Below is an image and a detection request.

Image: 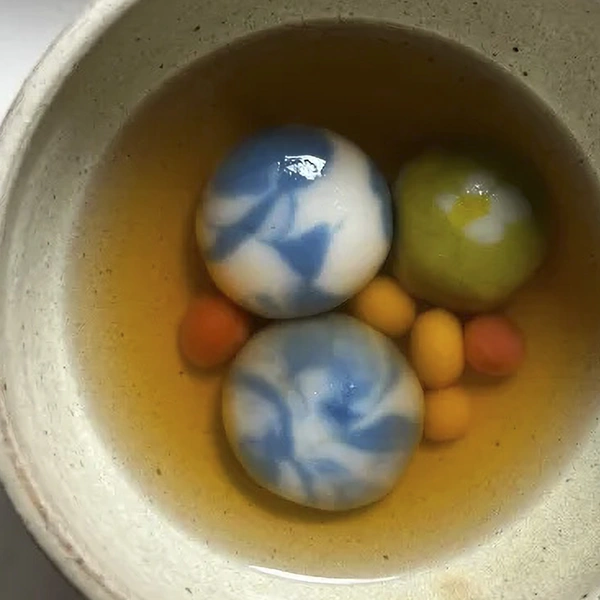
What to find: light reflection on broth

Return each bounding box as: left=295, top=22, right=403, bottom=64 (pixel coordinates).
left=68, top=23, right=600, bottom=578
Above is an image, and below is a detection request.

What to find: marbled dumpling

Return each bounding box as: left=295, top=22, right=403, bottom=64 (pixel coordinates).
left=197, top=125, right=392, bottom=318
left=392, top=151, right=546, bottom=312
left=222, top=314, right=424, bottom=511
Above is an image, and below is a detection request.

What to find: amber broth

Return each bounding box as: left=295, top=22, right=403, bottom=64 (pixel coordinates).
left=68, top=24, right=600, bottom=578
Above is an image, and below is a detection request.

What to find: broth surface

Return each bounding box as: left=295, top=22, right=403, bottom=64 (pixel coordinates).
left=68, top=23, right=600, bottom=579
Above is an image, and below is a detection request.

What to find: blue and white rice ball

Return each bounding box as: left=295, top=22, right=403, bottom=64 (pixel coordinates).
left=222, top=314, right=424, bottom=511
left=197, top=125, right=392, bottom=318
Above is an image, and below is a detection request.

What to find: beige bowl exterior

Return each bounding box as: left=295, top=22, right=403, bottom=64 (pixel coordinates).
left=1, top=0, right=600, bottom=598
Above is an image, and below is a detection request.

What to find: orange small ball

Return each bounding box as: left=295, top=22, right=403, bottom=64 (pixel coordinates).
left=464, top=314, right=525, bottom=377
left=410, top=308, right=464, bottom=389
left=351, top=276, right=416, bottom=337
left=179, top=294, right=250, bottom=369
left=423, top=386, right=471, bottom=443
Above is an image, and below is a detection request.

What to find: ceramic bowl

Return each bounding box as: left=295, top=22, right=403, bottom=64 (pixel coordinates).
left=1, top=0, right=600, bottom=599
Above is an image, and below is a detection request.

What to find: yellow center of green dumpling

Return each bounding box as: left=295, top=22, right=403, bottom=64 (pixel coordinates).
left=446, top=193, right=491, bottom=230
left=436, top=180, right=532, bottom=246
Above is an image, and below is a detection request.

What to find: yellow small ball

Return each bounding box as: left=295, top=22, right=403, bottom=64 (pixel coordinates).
left=351, top=276, right=416, bottom=337
left=423, top=386, right=471, bottom=443
left=410, top=308, right=464, bottom=389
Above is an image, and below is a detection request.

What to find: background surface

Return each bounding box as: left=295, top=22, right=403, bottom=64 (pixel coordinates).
left=0, top=1, right=88, bottom=597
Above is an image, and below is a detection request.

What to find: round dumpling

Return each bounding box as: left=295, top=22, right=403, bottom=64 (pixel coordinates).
left=222, top=314, right=424, bottom=511
left=197, top=125, right=392, bottom=318
left=392, top=151, right=546, bottom=312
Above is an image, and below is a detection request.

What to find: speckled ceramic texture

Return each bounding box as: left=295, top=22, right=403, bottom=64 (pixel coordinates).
left=198, top=125, right=392, bottom=318
left=1, top=1, right=600, bottom=599
left=223, top=314, right=423, bottom=510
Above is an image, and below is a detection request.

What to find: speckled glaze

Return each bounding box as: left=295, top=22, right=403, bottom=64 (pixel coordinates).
left=198, top=126, right=392, bottom=318
left=223, top=315, right=423, bottom=510
left=1, top=1, right=600, bottom=600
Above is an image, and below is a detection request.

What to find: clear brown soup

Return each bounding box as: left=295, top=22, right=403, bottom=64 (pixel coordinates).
left=68, top=22, right=600, bottom=579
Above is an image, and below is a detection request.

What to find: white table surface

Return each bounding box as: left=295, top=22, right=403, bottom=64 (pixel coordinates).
left=0, top=2, right=89, bottom=597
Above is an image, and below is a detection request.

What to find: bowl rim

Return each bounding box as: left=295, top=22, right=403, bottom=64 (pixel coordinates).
left=0, top=2, right=138, bottom=599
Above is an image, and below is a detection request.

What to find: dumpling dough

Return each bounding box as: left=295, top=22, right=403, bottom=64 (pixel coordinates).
left=222, top=314, right=423, bottom=511
left=197, top=125, right=392, bottom=318
left=392, top=151, right=546, bottom=312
